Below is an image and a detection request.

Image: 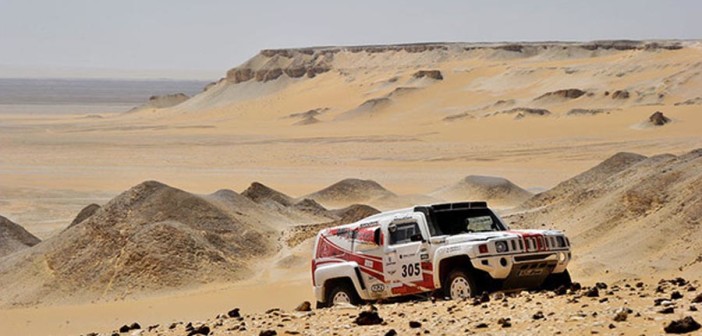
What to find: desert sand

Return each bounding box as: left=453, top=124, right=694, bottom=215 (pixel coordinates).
left=1, top=40, right=702, bottom=335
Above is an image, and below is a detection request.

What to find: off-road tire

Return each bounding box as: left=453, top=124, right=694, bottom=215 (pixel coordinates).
left=325, top=281, right=360, bottom=307
left=443, top=268, right=479, bottom=300
left=541, top=269, right=572, bottom=290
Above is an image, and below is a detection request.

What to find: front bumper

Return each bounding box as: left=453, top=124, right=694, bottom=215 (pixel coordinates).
left=471, top=251, right=570, bottom=285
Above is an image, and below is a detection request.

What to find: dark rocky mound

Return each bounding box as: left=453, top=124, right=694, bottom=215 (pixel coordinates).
left=292, top=198, right=328, bottom=216
left=68, top=204, right=101, bottom=228
left=145, top=93, right=189, bottom=109
left=674, top=97, right=702, bottom=106
left=0, top=216, right=40, bottom=258
left=305, top=179, right=396, bottom=205
left=566, top=108, right=610, bottom=116
left=412, top=70, right=443, bottom=80
left=330, top=204, right=382, bottom=224
left=293, top=116, right=320, bottom=126
left=649, top=111, right=671, bottom=126
left=242, top=182, right=295, bottom=207
left=0, top=181, right=275, bottom=303
left=534, top=89, right=586, bottom=101
left=432, top=175, right=533, bottom=207
left=611, top=90, right=630, bottom=99
left=287, top=108, right=328, bottom=119
left=495, top=107, right=551, bottom=118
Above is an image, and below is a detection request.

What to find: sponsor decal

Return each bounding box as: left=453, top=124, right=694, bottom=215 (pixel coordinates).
left=420, top=253, right=429, bottom=260
left=364, top=260, right=374, bottom=268
left=370, top=284, right=385, bottom=292
left=359, top=221, right=380, bottom=228
left=447, top=246, right=461, bottom=254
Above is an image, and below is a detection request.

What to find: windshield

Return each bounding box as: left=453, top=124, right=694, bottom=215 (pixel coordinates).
left=430, top=208, right=505, bottom=236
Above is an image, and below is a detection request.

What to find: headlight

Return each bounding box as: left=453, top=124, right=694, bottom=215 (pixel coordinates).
left=495, top=241, right=508, bottom=253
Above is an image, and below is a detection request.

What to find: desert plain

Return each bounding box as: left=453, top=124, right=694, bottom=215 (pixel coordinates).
left=1, top=40, right=702, bottom=335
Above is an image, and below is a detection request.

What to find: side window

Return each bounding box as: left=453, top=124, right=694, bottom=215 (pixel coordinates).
left=389, top=222, right=421, bottom=245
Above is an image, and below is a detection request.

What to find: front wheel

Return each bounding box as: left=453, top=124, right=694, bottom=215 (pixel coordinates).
left=444, top=269, right=479, bottom=300
left=326, top=282, right=360, bottom=307
left=541, top=269, right=572, bottom=290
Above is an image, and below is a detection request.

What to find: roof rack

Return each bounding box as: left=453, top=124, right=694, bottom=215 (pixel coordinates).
left=426, top=202, right=488, bottom=212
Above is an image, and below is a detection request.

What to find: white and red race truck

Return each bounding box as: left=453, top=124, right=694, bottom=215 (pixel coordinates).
left=312, top=202, right=572, bottom=307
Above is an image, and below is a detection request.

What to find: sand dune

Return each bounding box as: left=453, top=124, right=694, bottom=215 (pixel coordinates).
left=0, top=215, right=40, bottom=258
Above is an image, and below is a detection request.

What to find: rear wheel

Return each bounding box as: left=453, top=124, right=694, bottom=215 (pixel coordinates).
left=443, top=269, right=479, bottom=300
left=325, top=281, right=360, bottom=307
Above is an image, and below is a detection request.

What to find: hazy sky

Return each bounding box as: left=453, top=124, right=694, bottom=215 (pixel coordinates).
left=1, top=0, right=700, bottom=79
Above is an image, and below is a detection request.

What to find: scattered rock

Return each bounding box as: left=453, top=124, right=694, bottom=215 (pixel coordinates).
left=295, top=301, right=312, bottom=312
left=118, top=323, right=141, bottom=333
left=554, top=285, right=568, bottom=296
left=187, top=325, right=210, bottom=336
left=354, top=311, right=384, bottom=326
left=693, top=293, right=702, bottom=303
left=613, top=310, right=628, bottom=322
left=595, top=282, right=608, bottom=290
left=228, top=308, right=241, bottom=318
left=479, top=291, right=490, bottom=303
left=409, top=321, right=422, bottom=328
left=664, top=316, right=701, bottom=334
left=586, top=287, right=600, bottom=297
left=671, top=291, right=684, bottom=300
left=498, top=317, right=512, bottom=328
left=475, top=323, right=488, bottom=329
left=259, top=330, right=277, bottom=336
left=649, top=111, right=671, bottom=126
left=412, top=70, right=443, bottom=80
left=659, top=307, right=675, bottom=314
left=384, top=330, right=398, bottom=336
left=533, top=311, right=545, bottom=320
left=535, top=88, right=586, bottom=100
left=612, top=90, right=630, bottom=99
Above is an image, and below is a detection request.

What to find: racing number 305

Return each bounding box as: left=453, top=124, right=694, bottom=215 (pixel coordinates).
left=401, top=262, right=421, bottom=278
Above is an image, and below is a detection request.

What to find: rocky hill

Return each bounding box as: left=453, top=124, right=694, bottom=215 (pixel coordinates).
left=508, top=149, right=702, bottom=279
left=431, top=175, right=532, bottom=208
left=0, top=181, right=282, bottom=306
left=304, top=179, right=396, bottom=207
left=0, top=215, right=40, bottom=258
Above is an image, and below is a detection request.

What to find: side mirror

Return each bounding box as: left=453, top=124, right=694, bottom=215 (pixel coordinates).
left=373, top=228, right=382, bottom=246
left=410, top=234, right=425, bottom=243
